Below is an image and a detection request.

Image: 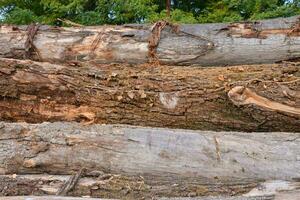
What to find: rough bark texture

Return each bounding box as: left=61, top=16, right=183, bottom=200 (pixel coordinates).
left=0, top=16, right=299, bottom=66
left=0, top=122, right=300, bottom=199
left=0, top=58, right=300, bottom=131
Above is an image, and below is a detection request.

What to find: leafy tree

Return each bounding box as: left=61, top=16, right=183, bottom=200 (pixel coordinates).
left=147, top=9, right=198, bottom=23
left=198, top=0, right=300, bottom=23
left=0, top=0, right=157, bottom=25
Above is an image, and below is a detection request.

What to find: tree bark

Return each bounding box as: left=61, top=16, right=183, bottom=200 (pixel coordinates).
left=0, top=122, right=299, bottom=199
left=0, top=58, right=300, bottom=131
left=0, top=16, right=299, bottom=66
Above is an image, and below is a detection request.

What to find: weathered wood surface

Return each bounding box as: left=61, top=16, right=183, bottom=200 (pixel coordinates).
left=0, top=122, right=299, bottom=179
left=0, top=16, right=299, bottom=66
left=0, top=122, right=299, bottom=199
left=1, top=174, right=299, bottom=199
left=1, top=58, right=300, bottom=131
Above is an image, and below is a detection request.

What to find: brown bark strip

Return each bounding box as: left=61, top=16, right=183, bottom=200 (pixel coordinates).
left=148, top=20, right=167, bottom=63
left=57, top=168, right=86, bottom=196
left=228, top=86, right=300, bottom=116
left=25, top=23, right=41, bottom=60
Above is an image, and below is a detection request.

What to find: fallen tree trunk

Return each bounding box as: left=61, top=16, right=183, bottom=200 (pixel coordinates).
left=1, top=122, right=299, bottom=179
left=0, top=16, right=299, bottom=66
left=0, top=122, right=299, bottom=199
left=0, top=58, right=300, bottom=131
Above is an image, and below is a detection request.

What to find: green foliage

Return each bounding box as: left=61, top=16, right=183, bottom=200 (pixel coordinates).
left=0, top=0, right=299, bottom=25
left=2, top=7, right=41, bottom=24
left=251, top=4, right=300, bottom=19
left=147, top=9, right=198, bottom=23
left=198, top=0, right=299, bottom=23
left=75, top=11, right=104, bottom=25
left=98, top=0, right=158, bottom=24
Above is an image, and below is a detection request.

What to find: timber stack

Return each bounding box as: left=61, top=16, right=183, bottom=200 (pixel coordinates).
left=0, top=15, right=299, bottom=200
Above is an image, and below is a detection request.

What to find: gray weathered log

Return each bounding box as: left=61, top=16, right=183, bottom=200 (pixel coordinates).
left=0, top=16, right=299, bottom=66
left=0, top=122, right=299, bottom=179
left=1, top=58, right=300, bottom=131
left=1, top=122, right=300, bottom=199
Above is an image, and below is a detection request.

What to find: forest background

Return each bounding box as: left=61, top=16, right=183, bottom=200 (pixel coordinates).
left=0, top=0, right=299, bottom=26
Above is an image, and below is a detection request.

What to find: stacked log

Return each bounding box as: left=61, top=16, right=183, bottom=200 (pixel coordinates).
left=0, top=122, right=299, bottom=199
left=0, top=58, right=299, bottom=131
left=0, top=16, right=299, bottom=66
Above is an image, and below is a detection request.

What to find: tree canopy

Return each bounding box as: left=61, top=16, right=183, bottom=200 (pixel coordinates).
left=0, top=0, right=299, bottom=25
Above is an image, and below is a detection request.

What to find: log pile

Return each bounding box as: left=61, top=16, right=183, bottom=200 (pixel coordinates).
left=0, top=16, right=300, bottom=200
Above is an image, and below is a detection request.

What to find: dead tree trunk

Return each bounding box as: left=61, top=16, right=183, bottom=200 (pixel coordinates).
left=0, top=16, right=299, bottom=66
left=0, top=122, right=299, bottom=199
left=0, top=58, right=300, bottom=131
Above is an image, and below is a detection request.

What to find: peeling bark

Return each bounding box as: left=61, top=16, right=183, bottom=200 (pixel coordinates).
left=0, top=58, right=300, bottom=131
left=0, top=16, right=299, bottom=66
